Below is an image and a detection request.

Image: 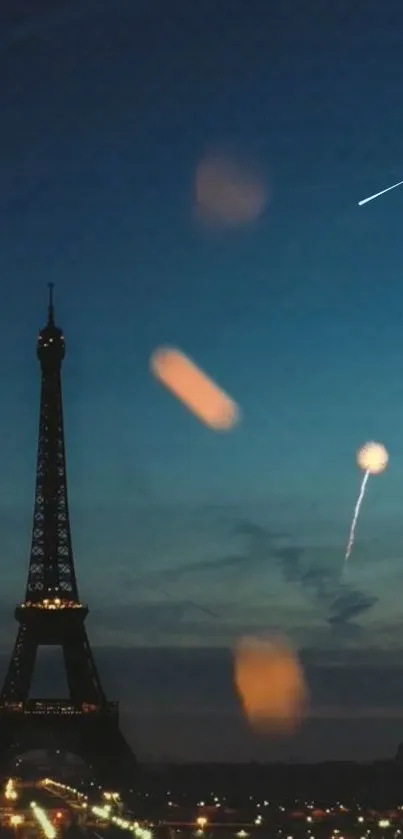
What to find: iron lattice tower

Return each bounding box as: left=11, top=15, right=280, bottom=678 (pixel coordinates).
left=0, top=288, right=136, bottom=784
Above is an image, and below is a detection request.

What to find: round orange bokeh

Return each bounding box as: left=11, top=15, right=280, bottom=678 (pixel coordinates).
left=195, top=156, right=267, bottom=226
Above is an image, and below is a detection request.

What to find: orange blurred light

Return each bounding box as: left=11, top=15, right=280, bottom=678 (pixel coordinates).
left=197, top=816, right=208, bottom=828
left=151, top=347, right=239, bottom=430
left=195, top=156, right=267, bottom=226
left=234, top=636, right=308, bottom=733
left=10, top=814, right=23, bottom=826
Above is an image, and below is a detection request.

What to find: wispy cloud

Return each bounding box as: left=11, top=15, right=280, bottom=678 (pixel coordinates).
left=110, top=516, right=378, bottom=645
left=89, top=597, right=298, bottom=647
left=270, top=537, right=378, bottom=631
left=328, top=588, right=376, bottom=625
left=135, top=519, right=286, bottom=585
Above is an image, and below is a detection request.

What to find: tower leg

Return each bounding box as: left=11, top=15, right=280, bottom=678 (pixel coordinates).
left=63, top=626, right=106, bottom=705
left=1, top=626, right=37, bottom=701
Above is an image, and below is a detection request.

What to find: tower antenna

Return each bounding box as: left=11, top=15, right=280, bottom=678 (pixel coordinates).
left=48, top=282, right=55, bottom=325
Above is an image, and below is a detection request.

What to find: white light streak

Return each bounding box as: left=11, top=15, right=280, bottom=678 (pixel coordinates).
left=358, top=179, right=403, bottom=206
left=344, top=470, right=370, bottom=563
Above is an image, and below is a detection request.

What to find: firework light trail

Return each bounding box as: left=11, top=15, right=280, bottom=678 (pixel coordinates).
left=344, top=469, right=370, bottom=563
left=358, top=179, right=403, bottom=206
left=344, top=441, right=389, bottom=564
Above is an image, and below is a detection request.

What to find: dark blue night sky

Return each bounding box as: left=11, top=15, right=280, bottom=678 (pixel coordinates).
left=1, top=0, right=403, bottom=761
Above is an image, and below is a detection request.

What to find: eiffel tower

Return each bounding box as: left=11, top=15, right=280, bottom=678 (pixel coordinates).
left=0, top=287, right=136, bottom=785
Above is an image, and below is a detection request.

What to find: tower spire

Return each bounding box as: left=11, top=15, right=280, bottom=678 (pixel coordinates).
left=48, top=282, right=55, bottom=325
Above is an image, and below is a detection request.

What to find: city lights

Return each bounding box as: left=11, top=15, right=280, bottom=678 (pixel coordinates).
left=30, top=802, right=56, bottom=839
left=9, top=814, right=24, bottom=826
left=17, top=776, right=403, bottom=839
left=4, top=779, right=17, bottom=801
left=42, top=777, right=152, bottom=836
left=197, top=816, right=208, bottom=829
left=20, top=598, right=84, bottom=609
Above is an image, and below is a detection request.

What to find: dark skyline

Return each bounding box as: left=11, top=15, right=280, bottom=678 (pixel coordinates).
left=1, top=0, right=403, bottom=760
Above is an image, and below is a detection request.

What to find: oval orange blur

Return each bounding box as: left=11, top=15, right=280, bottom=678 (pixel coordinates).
left=151, top=348, right=239, bottom=431
left=234, top=636, right=308, bottom=734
